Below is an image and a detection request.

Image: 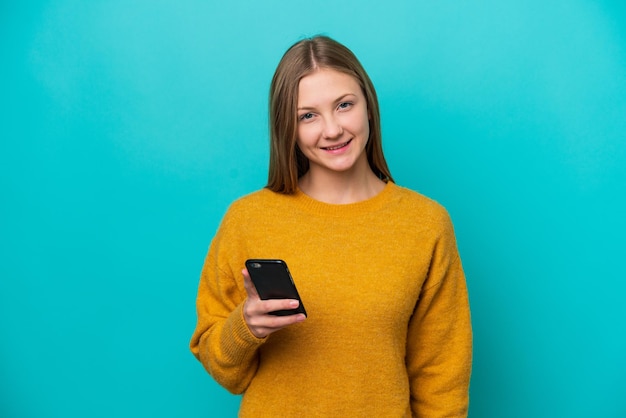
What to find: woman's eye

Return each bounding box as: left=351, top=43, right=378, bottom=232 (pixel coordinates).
left=338, top=102, right=352, bottom=110
left=299, top=113, right=314, bottom=121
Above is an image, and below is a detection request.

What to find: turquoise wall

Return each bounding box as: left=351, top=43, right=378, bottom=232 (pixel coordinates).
left=2, top=1, right=625, bottom=417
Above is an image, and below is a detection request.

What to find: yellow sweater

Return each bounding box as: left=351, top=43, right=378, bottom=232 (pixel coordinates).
left=190, top=182, right=472, bottom=417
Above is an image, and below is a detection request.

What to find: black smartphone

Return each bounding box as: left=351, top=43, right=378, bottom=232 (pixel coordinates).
left=245, top=259, right=307, bottom=317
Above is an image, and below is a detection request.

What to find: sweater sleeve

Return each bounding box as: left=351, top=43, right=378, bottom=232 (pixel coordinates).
left=406, top=211, right=472, bottom=417
left=189, top=210, right=267, bottom=394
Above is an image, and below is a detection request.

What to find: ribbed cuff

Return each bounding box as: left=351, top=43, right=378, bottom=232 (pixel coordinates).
left=221, top=303, right=267, bottom=364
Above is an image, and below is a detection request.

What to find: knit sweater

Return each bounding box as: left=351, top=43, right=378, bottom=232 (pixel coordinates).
left=190, top=182, right=472, bottom=417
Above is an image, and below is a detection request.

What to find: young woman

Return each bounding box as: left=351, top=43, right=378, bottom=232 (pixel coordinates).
left=190, top=35, right=472, bottom=417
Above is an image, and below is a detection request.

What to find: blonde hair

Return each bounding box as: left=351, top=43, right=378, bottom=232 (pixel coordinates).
left=267, top=35, right=393, bottom=194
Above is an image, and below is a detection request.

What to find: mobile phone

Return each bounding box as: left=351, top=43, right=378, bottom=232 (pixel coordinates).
left=245, top=259, right=307, bottom=317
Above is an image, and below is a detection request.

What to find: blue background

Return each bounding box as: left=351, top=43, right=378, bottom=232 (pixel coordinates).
left=2, top=1, right=625, bottom=417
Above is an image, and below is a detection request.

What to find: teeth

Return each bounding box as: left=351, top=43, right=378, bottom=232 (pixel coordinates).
left=324, top=141, right=349, bottom=150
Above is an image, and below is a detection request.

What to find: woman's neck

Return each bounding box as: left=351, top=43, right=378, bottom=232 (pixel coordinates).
left=298, top=165, right=386, bottom=204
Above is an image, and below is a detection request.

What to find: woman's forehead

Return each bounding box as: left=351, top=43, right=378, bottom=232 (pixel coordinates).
left=297, top=69, right=362, bottom=107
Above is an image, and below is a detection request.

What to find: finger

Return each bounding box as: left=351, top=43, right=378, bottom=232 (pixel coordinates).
left=245, top=298, right=301, bottom=319
left=244, top=299, right=306, bottom=338
left=241, top=268, right=259, bottom=299
left=260, top=298, right=302, bottom=315
left=263, top=312, right=307, bottom=329
left=248, top=312, right=307, bottom=336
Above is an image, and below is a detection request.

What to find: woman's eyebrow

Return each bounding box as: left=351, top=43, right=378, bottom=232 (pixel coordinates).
left=297, top=93, right=357, bottom=110
left=334, top=93, right=356, bottom=103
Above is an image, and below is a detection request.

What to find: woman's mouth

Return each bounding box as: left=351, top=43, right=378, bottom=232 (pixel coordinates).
left=321, top=139, right=352, bottom=152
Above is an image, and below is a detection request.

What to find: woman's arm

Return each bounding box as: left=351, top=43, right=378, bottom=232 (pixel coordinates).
left=406, top=214, right=473, bottom=417
left=189, top=212, right=306, bottom=393
left=190, top=255, right=266, bottom=394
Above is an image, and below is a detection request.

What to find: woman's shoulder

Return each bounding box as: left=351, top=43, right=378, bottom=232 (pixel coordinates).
left=387, top=182, right=453, bottom=227
left=213, top=188, right=284, bottom=235
left=225, top=187, right=290, bottom=217
left=389, top=182, right=448, bottom=212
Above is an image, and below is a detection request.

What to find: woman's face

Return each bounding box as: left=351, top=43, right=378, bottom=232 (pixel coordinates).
left=296, top=68, right=370, bottom=178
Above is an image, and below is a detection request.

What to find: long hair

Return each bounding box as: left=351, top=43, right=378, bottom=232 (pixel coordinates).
left=266, top=35, right=393, bottom=194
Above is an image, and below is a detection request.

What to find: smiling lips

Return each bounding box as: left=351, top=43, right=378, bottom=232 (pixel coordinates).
left=321, top=139, right=352, bottom=151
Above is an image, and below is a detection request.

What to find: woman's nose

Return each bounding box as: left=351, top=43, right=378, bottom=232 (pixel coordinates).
left=322, top=116, right=343, bottom=139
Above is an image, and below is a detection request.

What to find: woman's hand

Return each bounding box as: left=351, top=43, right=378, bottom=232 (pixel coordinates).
left=242, top=268, right=306, bottom=338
